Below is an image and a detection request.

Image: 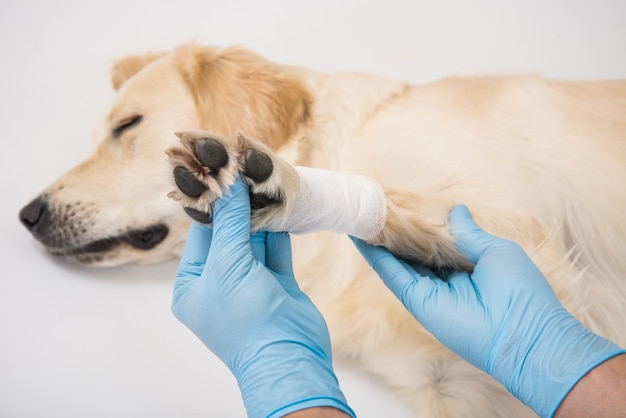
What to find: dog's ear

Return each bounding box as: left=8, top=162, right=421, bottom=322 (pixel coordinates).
left=110, top=52, right=167, bottom=90
left=174, top=43, right=311, bottom=150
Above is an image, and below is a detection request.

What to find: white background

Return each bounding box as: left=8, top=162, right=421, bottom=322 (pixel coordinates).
left=1, top=1, right=625, bottom=417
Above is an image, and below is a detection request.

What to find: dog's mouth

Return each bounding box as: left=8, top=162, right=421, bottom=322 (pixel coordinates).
left=47, top=224, right=170, bottom=257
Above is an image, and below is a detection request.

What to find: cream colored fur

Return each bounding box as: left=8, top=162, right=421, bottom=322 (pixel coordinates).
left=24, top=43, right=626, bottom=417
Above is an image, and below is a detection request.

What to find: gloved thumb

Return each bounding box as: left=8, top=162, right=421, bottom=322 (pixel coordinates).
left=265, top=232, right=301, bottom=296
left=177, top=222, right=213, bottom=278
left=449, top=205, right=498, bottom=264
left=209, top=177, right=252, bottom=258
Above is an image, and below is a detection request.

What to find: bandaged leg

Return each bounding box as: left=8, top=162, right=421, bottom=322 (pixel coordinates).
left=262, top=167, right=388, bottom=241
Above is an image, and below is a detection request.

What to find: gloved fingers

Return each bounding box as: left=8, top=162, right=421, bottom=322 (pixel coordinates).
left=444, top=270, right=481, bottom=306
left=250, top=230, right=268, bottom=264
left=449, top=206, right=543, bottom=285
left=265, top=232, right=301, bottom=294
left=209, top=177, right=253, bottom=261
left=350, top=236, right=425, bottom=306
left=403, top=260, right=441, bottom=280
left=449, top=205, right=499, bottom=264
left=176, top=222, right=213, bottom=280
left=265, top=232, right=293, bottom=274
left=173, top=223, right=213, bottom=312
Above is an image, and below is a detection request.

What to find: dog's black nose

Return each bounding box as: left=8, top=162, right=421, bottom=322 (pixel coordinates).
left=19, top=197, right=49, bottom=232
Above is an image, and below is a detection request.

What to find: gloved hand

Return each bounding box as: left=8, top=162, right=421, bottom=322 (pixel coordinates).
left=172, top=178, right=354, bottom=418
left=351, top=205, right=624, bottom=418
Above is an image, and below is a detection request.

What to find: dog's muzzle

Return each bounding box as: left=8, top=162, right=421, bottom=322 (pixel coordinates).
left=19, top=197, right=169, bottom=257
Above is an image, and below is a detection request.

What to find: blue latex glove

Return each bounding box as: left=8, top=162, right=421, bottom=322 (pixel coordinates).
left=351, top=205, right=624, bottom=418
left=172, top=178, right=354, bottom=418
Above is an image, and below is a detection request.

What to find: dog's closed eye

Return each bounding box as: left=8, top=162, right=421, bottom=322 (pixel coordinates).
left=112, top=115, right=143, bottom=138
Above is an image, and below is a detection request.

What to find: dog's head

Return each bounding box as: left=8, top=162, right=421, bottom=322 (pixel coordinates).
left=19, top=43, right=311, bottom=266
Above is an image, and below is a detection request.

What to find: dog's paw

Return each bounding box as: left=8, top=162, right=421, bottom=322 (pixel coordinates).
left=166, top=130, right=298, bottom=228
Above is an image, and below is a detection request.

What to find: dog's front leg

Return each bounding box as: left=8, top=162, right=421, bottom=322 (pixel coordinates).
left=167, top=129, right=471, bottom=271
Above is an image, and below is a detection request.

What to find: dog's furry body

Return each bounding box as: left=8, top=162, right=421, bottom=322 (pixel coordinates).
left=20, top=44, right=626, bottom=417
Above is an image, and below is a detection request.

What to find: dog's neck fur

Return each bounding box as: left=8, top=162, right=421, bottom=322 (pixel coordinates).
left=283, top=69, right=411, bottom=170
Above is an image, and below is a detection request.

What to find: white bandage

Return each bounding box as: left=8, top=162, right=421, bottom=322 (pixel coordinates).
left=265, top=166, right=388, bottom=241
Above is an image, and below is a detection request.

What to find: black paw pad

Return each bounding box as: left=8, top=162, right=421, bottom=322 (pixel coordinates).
left=174, top=166, right=207, bottom=198
left=195, top=138, right=229, bottom=172
left=183, top=207, right=212, bottom=224
left=249, top=192, right=282, bottom=210
left=243, top=150, right=273, bottom=183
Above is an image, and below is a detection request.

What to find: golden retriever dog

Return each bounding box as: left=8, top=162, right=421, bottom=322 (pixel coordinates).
left=19, top=43, right=626, bottom=417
